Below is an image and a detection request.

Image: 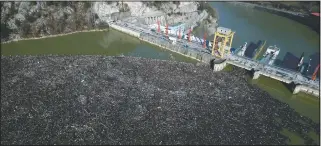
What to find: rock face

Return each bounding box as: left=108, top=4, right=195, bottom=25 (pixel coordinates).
left=1, top=2, right=218, bottom=42
left=1, top=56, right=319, bottom=145
left=1, top=2, right=96, bottom=42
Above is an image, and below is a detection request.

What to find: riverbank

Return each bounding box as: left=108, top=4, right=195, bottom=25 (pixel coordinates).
left=1, top=28, right=109, bottom=44
left=1, top=55, right=319, bottom=145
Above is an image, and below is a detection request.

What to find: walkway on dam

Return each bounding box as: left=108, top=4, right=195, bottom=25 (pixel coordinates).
left=228, top=55, right=319, bottom=88
left=110, top=20, right=320, bottom=91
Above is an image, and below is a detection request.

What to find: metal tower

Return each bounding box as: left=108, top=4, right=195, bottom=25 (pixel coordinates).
left=212, top=27, right=235, bottom=59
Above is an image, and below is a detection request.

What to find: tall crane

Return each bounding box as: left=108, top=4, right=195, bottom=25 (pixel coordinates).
left=212, top=27, right=235, bottom=59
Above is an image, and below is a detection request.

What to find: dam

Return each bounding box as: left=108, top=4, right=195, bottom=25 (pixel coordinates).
left=109, top=18, right=319, bottom=97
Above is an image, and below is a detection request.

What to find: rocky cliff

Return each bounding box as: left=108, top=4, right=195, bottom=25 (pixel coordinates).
left=1, top=2, right=97, bottom=42
left=1, top=2, right=218, bottom=42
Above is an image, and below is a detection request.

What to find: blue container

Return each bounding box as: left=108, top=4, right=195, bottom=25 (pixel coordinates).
left=206, top=40, right=210, bottom=48
left=230, top=48, right=236, bottom=54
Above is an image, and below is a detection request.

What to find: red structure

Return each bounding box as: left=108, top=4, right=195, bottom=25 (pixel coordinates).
left=178, top=28, right=181, bottom=39
left=188, top=28, right=191, bottom=42
left=157, top=21, right=160, bottom=33
left=311, top=12, right=320, bottom=17
left=312, top=64, right=320, bottom=81
left=203, top=33, right=207, bottom=48
left=165, top=24, right=168, bottom=36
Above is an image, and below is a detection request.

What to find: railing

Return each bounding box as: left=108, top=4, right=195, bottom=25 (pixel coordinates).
left=229, top=54, right=319, bottom=89
left=264, top=64, right=298, bottom=75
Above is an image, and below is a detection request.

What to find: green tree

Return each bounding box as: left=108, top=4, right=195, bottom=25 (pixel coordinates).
left=1, top=23, right=12, bottom=40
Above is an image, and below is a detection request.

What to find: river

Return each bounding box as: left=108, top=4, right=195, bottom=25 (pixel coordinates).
left=210, top=2, right=320, bottom=62
left=1, top=29, right=197, bottom=64
left=1, top=2, right=319, bottom=145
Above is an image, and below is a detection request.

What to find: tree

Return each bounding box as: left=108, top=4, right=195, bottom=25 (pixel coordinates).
left=21, top=21, right=31, bottom=37
left=97, top=20, right=109, bottom=29
left=1, top=23, right=12, bottom=40
left=83, top=2, right=91, bottom=9
left=198, top=2, right=217, bottom=19
left=173, top=1, right=180, bottom=7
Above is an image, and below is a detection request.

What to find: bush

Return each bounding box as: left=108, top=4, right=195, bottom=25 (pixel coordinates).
left=30, top=1, right=37, bottom=5
left=26, top=15, right=38, bottom=23
left=119, top=3, right=130, bottom=12
left=97, top=21, right=109, bottom=29
left=47, top=1, right=60, bottom=7
left=143, top=2, right=171, bottom=10
left=1, top=23, right=12, bottom=40
left=173, top=1, right=180, bottom=6
left=83, top=2, right=92, bottom=10
left=198, top=2, right=217, bottom=19
left=9, top=2, right=18, bottom=18
left=21, top=22, right=31, bottom=37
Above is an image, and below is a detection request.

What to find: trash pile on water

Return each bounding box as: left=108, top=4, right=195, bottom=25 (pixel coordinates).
left=1, top=55, right=319, bottom=145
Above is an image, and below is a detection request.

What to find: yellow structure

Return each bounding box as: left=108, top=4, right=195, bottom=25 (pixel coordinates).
left=212, top=27, right=235, bottom=59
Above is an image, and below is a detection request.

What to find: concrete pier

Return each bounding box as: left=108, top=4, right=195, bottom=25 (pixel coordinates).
left=212, top=59, right=227, bottom=72
left=109, top=24, right=141, bottom=37
left=253, top=71, right=261, bottom=79
left=293, top=84, right=320, bottom=97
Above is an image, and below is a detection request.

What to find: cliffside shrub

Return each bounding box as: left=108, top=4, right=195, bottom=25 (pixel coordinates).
left=198, top=2, right=217, bottom=19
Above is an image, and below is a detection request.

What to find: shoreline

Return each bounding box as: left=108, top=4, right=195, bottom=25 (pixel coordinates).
left=1, top=28, right=109, bottom=44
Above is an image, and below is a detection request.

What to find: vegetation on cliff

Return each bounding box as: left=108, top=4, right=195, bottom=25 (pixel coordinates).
left=0, top=2, right=107, bottom=42
left=197, top=2, right=218, bottom=19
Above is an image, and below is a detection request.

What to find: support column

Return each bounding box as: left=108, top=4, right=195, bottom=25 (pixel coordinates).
left=293, top=85, right=301, bottom=94
left=253, top=71, right=261, bottom=79
left=212, top=34, right=217, bottom=56
left=213, top=60, right=227, bottom=72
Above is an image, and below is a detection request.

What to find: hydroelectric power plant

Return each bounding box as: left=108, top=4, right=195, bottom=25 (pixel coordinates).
left=109, top=16, right=319, bottom=97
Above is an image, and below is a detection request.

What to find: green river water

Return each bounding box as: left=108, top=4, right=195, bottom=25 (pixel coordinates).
left=1, top=2, right=319, bottom=145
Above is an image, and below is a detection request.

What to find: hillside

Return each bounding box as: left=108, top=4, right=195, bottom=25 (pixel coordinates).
left=1, top=2, right=218, bottom=42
